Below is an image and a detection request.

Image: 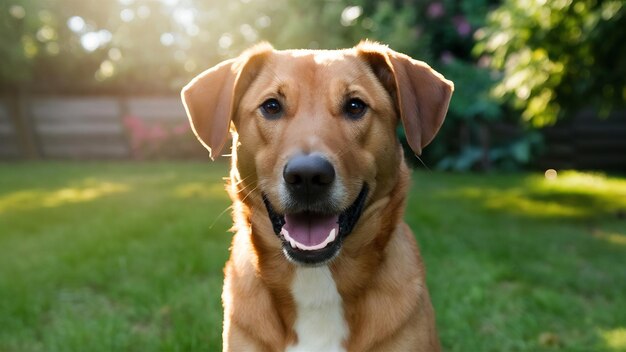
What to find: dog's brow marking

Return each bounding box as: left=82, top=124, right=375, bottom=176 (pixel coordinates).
left=261, top=64, right=286, bottom=89
left=347, top=71, right=369, bottom=87
left=287, top=266, right=348, bottom=352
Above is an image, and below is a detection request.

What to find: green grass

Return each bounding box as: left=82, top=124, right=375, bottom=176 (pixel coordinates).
left=1, top=162, right=625, bottom=351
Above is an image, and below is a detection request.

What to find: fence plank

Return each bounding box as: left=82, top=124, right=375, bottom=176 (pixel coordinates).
left=36, top=123, right=124, bottom=135
left=44, top=144, right=128, bottom=158
left=26, top=97, right=129, bottom=158
left=127, top=97, right=187, bottom=121
left=30, top=97, right=120, bottom=121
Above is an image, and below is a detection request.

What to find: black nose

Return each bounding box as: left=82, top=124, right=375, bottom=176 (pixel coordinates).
left=283, top=154, right=335, bottom=194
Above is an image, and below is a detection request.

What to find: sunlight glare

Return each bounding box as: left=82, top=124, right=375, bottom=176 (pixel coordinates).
left=186, top=25, right=199, bottom=36
left=100, top=60, right=115, bottom=77
left=545, top=168, right=557, bottom=180
left=219, top=33, right=233, bottom=49
left=173, top=182, right=226, bottom=199
left=601, top=328, right=626, bottom=350
left=256, top=16, right=271, bottom=28
left=67, top=16, right=85, bottom=32
left=593, top=230, right=626, bottom=246
left=0, top=181, right=129, bottom=214
left=98, top=30, right=112, bottom=43
left=173, top=8, right=195, bottom=25
left=108, top=47, right=122, bottom=61
left=184, top=59, right=197, bottom=72
left=240, top=24, right=258, bottom=42
left=120, top=8, right=135, bottom=22
left=160, top=32, right=175, bottom=46
left=137, top=5, right=151, bottom=19
left=80, top=32, right=100, bottom=52
left=36, top=25, right=56, bottom=42
left=341, top=6, right=363, bottom=26
left=46, top=42, right=60, bottom=55
left=9, top=5, right=26, bottom=19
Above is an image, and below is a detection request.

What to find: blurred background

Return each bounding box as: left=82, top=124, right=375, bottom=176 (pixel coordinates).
left=1, top=0, right=625, bottom=351
left=1, top=0, right=625, bottom=168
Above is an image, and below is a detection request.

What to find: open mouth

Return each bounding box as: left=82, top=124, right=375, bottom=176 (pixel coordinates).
left=263, top=184, right=369, bottom=265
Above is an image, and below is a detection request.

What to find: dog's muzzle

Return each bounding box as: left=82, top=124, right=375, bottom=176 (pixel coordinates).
left=263, top=153, right=368, bottom=265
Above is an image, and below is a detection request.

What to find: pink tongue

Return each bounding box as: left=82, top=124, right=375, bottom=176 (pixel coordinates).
left=282, top=213, right=339, bottom=247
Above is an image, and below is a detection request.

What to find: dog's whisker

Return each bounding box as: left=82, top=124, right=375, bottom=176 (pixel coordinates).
left=228, top=172, right=255, bottom=190
left=413, top=154, right=432, bottom=171
left=231, top=176, right=251, bottom=187
left=239, top=184, right=260, bottom=204
left=209, top=205, right=234, bottom=229
left=234, top=179, right=258, bottom=195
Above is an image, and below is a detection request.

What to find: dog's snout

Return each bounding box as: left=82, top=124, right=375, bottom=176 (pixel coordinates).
left=283, top=154, right=335, bottom=193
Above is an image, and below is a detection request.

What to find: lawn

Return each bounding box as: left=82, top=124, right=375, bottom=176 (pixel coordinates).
left=0, top=162, right=625, bottom=351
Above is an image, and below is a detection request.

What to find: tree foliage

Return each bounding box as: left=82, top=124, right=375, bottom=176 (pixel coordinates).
left=1, top=0, right=494, bottom=97
left=477, top=0, right=626, bottom=126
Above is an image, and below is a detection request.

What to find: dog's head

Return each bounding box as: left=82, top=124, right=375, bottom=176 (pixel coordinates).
left=182, top=41, right=453, bottom=266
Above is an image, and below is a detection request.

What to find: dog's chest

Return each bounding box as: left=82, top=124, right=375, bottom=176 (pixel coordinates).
left=286, top=266, right=348, bottom=352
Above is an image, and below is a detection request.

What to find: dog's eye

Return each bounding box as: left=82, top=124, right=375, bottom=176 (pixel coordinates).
left=260, top=98, right=283, bottom=119
left=343, top=98, right=368, bottom=119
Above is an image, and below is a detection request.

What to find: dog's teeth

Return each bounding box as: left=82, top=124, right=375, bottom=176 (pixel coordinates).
left=281, top=227, right=338, bottom=251
left=281, top=229, right=295, bottom=248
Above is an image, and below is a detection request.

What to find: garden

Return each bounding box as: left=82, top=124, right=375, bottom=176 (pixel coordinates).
left=1, top=0, right=625, bottom=351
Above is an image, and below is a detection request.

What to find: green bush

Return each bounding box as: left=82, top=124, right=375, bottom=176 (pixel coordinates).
left=476, top=0, right=626, bottom=126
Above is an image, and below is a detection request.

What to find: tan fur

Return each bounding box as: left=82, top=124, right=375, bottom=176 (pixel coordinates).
left=182, top=41, right=453, bottom=351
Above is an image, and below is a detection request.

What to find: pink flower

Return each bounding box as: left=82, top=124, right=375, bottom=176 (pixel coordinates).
left=427, top=2, right=445, bottom=19
left=453, top=16, right=471, bottom=37
left=123, top=115, right=143, bottom=129
left=150, top=125, right=168, bottom=140
left=172, top=123, right=189, bottom=135
left=123, top=115, right=149, bottom=146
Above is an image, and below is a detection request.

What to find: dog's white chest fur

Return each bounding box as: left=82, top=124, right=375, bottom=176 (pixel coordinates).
left=286, top=266, right=348, bottom=352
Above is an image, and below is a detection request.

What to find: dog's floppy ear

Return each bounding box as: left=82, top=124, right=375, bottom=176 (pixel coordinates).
left=181, top=43, right=273, bottom=160
left=356, top=41, right=454, bottom=155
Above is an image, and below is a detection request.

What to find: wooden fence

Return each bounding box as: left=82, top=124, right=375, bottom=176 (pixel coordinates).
left=0, top=96, right=205, bottom=159
left=0, top=96, right=624, bottom=170
left=536, top=110, right=626, bottom=170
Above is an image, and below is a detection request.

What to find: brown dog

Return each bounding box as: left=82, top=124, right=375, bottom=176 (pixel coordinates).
left=182, top=41, right=453, bottom=352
